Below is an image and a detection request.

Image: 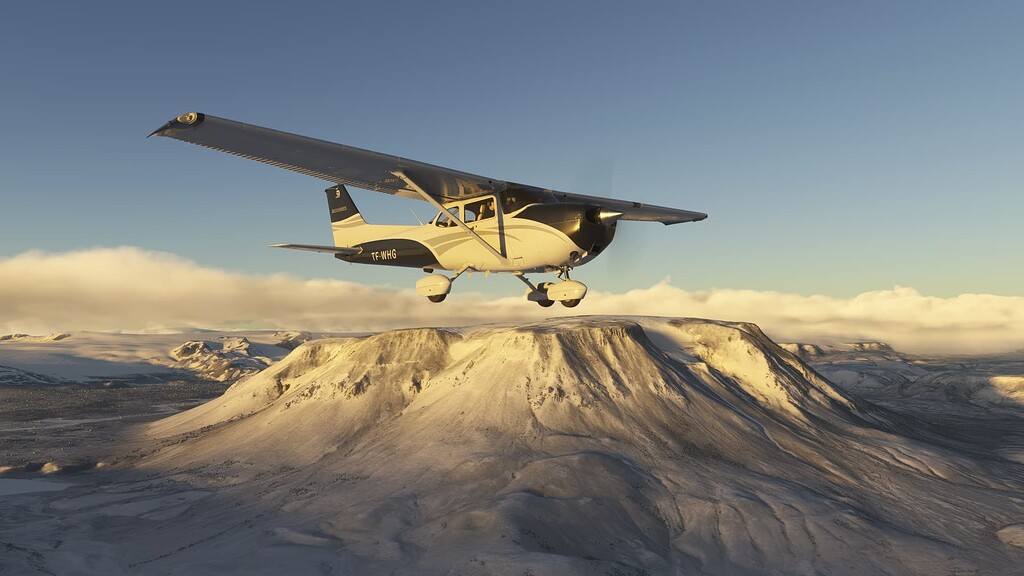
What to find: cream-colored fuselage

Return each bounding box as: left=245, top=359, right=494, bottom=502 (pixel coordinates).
left=331, top=212, right=594, bottom=273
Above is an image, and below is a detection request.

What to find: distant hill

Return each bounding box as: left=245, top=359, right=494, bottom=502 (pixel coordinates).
left=0, top=331, right=318, bottom=385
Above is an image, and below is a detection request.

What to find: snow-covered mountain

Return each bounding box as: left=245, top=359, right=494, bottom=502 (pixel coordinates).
left=131, top=317, right=1023, bottom=575
left=780, top=340, right=895, bottom=358
left=169, top=336, right=277, bottom=382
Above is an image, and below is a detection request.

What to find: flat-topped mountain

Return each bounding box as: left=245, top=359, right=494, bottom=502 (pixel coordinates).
left=133, top=317, right=1023, bottom=575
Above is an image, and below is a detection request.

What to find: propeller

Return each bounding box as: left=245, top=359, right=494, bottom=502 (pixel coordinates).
left=571, top=154, right=640, bottom=278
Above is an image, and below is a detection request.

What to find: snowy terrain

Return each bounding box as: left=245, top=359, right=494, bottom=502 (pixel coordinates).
left=2, top=317, right=1023, bottom=575
left=0, top=330, right=317, bottom=384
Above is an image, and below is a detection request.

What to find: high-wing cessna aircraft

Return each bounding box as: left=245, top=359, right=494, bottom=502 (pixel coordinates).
left=150, top=112, right=706, bottom=307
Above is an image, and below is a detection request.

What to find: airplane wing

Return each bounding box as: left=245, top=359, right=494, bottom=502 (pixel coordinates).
left=149, top=113, right=504, bottom=203
left=150, top=112, right=706, bottom=224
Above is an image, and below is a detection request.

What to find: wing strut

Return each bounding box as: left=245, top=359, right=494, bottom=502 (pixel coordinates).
left=392, top=171, right=511, bottom=267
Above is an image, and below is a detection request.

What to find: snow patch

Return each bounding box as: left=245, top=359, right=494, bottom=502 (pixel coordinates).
left=997, top=524, right=1024, bottom=547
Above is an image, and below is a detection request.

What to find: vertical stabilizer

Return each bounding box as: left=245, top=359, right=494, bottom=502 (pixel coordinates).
left=326, top=185, right=363, bottom=224
left=326, top=185, right=367, bottom=247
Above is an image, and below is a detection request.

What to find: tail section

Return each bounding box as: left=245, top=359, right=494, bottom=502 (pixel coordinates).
left=276, top=184, right=435, bottom=268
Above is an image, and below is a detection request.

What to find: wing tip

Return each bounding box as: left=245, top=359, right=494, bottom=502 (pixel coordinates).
left=148, top=112, right=206, bottom=138
left=662, top=212, right=708, bottom=225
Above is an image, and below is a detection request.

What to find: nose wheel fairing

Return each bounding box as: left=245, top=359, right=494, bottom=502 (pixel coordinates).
left=515, top=271, right=588, bottom=308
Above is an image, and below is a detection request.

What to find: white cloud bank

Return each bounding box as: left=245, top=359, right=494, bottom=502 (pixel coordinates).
left=1, top=247, right=1021, bottom=354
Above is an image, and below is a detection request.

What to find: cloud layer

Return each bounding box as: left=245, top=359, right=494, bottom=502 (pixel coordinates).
left=1, top=247, right=1021, bottom=354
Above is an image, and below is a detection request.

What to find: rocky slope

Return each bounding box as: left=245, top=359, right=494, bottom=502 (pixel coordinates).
left=168, top=336, right=276, bottom=382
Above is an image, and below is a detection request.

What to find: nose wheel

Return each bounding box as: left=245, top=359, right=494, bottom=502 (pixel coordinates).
left=517, top=271, right=587, bottom=307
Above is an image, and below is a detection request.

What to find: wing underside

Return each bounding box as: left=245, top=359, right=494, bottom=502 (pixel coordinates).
left=150, top=112, right=706, bottom=224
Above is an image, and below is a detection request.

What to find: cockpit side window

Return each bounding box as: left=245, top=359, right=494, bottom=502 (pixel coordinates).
left=465, top=198, right=496, bottom=222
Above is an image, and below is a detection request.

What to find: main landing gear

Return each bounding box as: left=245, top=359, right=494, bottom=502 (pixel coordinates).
left=517, top=268, right=588, bottom=308
left=415, top=265, right=473, bottom=304
left=416, top=274, right=452, bottom=302
left=416, top=266, right=588, bottom=307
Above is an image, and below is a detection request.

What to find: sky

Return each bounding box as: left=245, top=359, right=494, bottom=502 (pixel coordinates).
left=1, top=1, right=1022, bottom=349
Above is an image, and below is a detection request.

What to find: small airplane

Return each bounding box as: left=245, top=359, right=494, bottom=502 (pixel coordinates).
left=150, top=112, right=706, bottom=306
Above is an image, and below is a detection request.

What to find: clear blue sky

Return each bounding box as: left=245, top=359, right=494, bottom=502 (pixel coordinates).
left=2, top=0, right=1021, bottom=298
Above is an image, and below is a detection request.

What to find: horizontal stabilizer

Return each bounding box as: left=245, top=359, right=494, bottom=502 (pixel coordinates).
left=270, top=244, right=362, bottom=255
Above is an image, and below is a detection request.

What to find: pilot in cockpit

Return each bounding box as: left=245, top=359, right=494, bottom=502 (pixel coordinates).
left=478, top=199, right=495, bottom=220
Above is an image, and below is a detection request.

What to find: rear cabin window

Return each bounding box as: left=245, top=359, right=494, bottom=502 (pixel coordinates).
left=500, top=189, right=545, bottom=214
left=465, top=198, right=496, bottom=222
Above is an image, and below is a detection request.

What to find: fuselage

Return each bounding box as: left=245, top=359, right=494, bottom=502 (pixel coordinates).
left=333, top=191, right=616, bottom=273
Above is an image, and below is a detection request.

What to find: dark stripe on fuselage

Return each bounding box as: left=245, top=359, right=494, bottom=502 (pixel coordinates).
left=335, top=239, right=439, bottom=268
left=515, top=203, right=617, bottom=255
